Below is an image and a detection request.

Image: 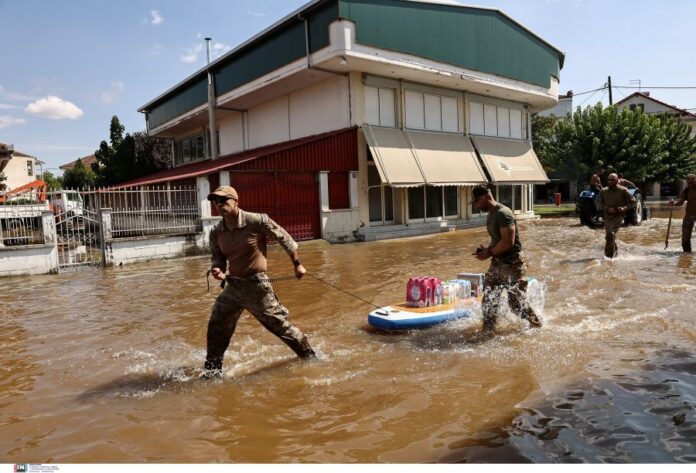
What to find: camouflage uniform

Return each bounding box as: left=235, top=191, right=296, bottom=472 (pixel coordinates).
left=204, top=210, right=314, bottom=372
left=679, top=186, right=696, bottom=252
left=598, top=185, right=636, bottom=258
left=482, top=204, right=541, bottom=331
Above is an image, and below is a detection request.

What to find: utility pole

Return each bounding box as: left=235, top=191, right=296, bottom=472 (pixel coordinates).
left=607, top=76, right=613, bottom=105
left=205, top=38, right=219, bottom=160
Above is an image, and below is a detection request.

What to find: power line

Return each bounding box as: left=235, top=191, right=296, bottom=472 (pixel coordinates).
left=572, top=86, right=606, bottom=97
left=576, top=88, right=603, bottom=107
left=613, top=85, right=696, bottom=90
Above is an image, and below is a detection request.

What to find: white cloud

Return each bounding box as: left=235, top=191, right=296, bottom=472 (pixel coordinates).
left=150, top=10, right=163, bottom=25
left=98, top=80, right=125, bottom=104
left=247, top=11, right=267, bottom=17
left=180, top=43, right=204, bottom=64
left=25, top=96, right=84, bottom=120
left=0, top=115, right=27, bottom=129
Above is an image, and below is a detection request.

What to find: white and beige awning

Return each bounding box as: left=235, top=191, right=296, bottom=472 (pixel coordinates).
left=363, top=125, right=424, bottom=187
left=407, top=130, right=487, bottom=186
left=363, top=125, right=487, bottom=187
left=471, top=136, right=549, bottom=184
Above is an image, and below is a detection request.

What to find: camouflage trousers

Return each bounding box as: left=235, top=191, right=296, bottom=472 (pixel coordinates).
left=204, top=272, right=315, bottom=371
left=604, top=215, right=624, bottom=258
left=683, top=214, right=695, bottom=252
left=482, top=256, right=541, bottom=331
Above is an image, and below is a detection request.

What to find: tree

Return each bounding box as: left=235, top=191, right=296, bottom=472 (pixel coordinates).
left=531, top=114, right=559, bottom=176
left=536, top=103, right=696, bottom=189
left=41, top=170, right=62, bottom=190
left=62, top=158, right=96, bottom=189
left=93, top=115, right=171, bottom=186
left=0, top=171, right=6, bottom=191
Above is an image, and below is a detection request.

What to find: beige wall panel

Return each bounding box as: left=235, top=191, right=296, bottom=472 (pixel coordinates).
left=289, top=76, right=350, bottom=140
left=218, top=112, right=245, bottom=156
left=248, top=95, right=290, bottom=149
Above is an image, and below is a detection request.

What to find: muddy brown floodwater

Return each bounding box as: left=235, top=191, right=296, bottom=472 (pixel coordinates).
left=1, top=213, right=695, bottom=463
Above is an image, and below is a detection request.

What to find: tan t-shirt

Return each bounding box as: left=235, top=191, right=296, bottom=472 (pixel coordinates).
left=210, top=210, right=298, bottom=278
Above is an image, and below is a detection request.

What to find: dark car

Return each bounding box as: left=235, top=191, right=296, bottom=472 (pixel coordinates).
left=576, top=186, right=644, bottom=227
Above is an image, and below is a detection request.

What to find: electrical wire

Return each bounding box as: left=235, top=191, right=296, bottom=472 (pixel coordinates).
left=575, top=88, right=603, bottom=108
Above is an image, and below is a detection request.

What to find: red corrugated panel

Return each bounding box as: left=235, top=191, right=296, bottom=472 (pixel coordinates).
left=115, top=127, right=357, bottom=188
left=328, top=172, right=350, bottom=209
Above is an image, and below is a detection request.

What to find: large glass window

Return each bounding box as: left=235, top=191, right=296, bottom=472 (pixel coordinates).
left=175, top=134, right=207, bottom=166
left=497, top=185, right=513, bottom=209
left=365, top=86, right=396, bottom=128
left=409, top=185, right=459, bottom=221
left=470, top=101, right=524, bottom=139
left=368, top=164, right=394, bottom=224
left=405, top=90, right=459, bottom=133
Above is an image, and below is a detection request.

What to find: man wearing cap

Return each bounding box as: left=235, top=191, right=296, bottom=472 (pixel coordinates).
left=472, top=184, right=542, bottom=335
left=670, top=174, right=696, bottom=253
left=203, top=186, right=315, bottom=377
left=598, top=173, right=636, bottom=258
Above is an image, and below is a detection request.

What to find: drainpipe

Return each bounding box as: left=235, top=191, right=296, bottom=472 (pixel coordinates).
left=205, top=37, right=219, bottom=160
left=298, top=14, right=352, bottom=125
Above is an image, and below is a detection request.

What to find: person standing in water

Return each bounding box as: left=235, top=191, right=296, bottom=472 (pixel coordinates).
left=472, top=184, right=542, bottom=335
left=670, top=173, right=696, bottom=253
left=598, top=173, right=636, bottom=258
left=204, top=186, right=315, bottom=378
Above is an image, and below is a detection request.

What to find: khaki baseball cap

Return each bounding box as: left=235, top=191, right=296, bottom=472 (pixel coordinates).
left=207, top=186, right=238, bottom=201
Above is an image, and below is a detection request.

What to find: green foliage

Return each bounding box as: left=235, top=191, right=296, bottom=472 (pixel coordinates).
left=62, top=158, right=96, bottom=189
left=93, top=115, right=171, bottom=186
left=41, top=170, right=62, bottom=190
left=535, top=103, right=696, bottom=187
left=0, top=171, right=6, bottom=190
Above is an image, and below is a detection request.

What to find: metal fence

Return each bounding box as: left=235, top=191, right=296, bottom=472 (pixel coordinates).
left=0, top=188, right=47, bottom=247
left=90, top=185, right=201, bottom=238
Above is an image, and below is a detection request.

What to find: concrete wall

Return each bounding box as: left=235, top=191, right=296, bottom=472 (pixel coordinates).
left=104, top=233, right=206, bottom=266
left=0, top=244, right=58, bottom=276
left=227, top=76, right=350, bottom=152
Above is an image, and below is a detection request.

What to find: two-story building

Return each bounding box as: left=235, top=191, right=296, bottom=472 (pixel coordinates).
left=0, top=142, right=43, bottom=194
left=131, top=0, right=564, bottom=242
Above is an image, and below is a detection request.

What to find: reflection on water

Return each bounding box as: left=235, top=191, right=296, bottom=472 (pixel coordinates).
left=0, top=216, right=695, bottom=462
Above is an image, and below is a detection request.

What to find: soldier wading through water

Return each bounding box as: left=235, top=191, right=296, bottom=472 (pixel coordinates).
left=598, top=173, right=636, bottom=258
left=204, top=186, right=315, bottom=378
left=472, top=184, right=542, bottom=336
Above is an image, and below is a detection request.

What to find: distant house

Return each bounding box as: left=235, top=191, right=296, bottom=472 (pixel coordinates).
left=59, top=154, right=98, bottom=172
left=0, top=142, right=44, bottom=192
left=537, top=91, right=573, bottom=118
left=615, top=92, right=696, bottom=199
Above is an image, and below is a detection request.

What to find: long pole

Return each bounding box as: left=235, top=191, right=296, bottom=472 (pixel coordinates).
left=665, top=206, right=673, bottom=249
left=607, top=76, right=613, bottom=105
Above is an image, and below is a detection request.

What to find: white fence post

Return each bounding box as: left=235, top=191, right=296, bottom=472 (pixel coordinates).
left=100, top=207, right=113, bottom=266
left=349, top=171, right=358, bottom=209
left=196, top=176, right=211, bottom=218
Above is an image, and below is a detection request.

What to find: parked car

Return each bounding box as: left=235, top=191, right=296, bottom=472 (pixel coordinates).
left=576, top=185, right=645, bottom=227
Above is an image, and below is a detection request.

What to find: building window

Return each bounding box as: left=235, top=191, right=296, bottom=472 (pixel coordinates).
left=409, top=185, right=459, bottom=221
left=629, top=103, right=645, bottom=112
left=175, top=134, right=206, bottom=166
left=27, top=160, right=34, bottom=177
left=405, top=90, right=459, bottom=133
left=365, top=86, right=396, bottom=128
left=368, top=164, right=394, bottom=224
left=470, top=101, right=524, bottom=139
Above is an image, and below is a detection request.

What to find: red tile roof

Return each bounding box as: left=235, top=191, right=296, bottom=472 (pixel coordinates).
left=59, top=154, right=97, bottom=170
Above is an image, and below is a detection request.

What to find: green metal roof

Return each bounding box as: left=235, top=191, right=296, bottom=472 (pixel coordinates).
left=141, top=0, right=564, bottom=131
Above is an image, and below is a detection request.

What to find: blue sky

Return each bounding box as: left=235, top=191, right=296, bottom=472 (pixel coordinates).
left=1, top=0, right=695, bottom=174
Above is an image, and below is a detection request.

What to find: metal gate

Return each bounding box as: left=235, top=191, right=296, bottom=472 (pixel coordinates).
left=52, top=191, right=103, bottom=271
left=231, top=172, right=320, bottom=240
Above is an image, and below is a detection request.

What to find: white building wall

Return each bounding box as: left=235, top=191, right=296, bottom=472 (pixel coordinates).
left=218, top=111, right=245, bottom=156
left=289, top=76, right=350, bottom=139
left=2, top=156, right=36, bottom=191
left=248, top=95, right=291, bottom=149
left=616, top=96, right=672, bottom=115
left=538, top=97, right=572, bottom=117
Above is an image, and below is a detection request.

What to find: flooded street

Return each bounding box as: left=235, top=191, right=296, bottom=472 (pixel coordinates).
left=1, top=213, right=695, bottom=463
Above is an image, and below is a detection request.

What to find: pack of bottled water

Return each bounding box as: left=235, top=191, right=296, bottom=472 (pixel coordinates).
left=441, top=279, right=472, bottom=304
